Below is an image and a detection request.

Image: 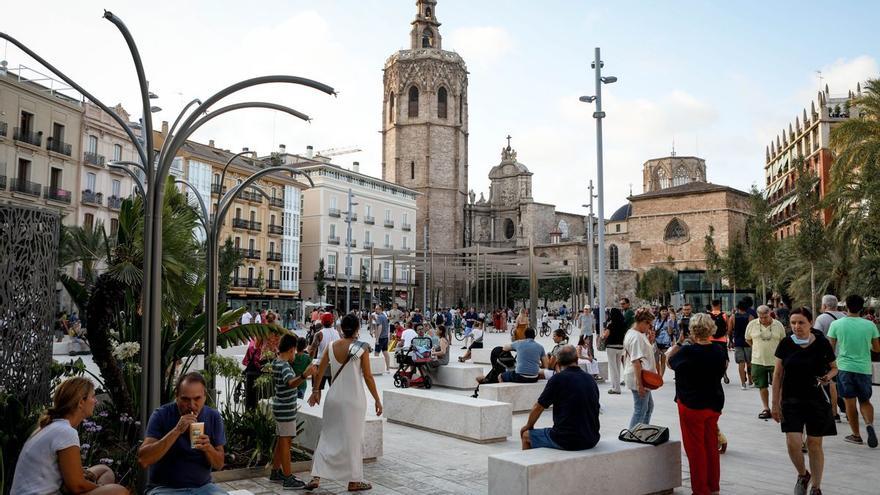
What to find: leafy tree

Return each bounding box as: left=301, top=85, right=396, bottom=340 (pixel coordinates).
left=722, top=236, right=751, bottom=304
left=218, top=237, right=243, bottom=305
left=745, top=185, right=777, bottom=303
left=539, top=277, right=571, bottom=308
left=703, top=225, right=722, bottom=298
left=637, top=267, right=676, bottom=304
left=255, top=267, right=266, bottom=296
left=315, top=258, right=326, bottom=302
left=792, top=157, right=826, bottom=310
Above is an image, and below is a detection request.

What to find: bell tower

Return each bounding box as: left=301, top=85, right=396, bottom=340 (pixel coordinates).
left=382, top=0, right=469, bottom=257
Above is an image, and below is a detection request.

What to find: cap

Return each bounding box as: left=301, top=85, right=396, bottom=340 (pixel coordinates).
left=320, top=312, right=334, bottom=326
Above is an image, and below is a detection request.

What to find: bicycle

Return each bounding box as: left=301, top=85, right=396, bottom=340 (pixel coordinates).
left=539, top=321, right=551, bottom=337
left=454, top=325, right=465, bottom=342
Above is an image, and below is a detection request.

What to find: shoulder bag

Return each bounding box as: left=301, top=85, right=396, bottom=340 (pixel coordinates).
left=640, top=368, right=664, bottom=390
left=618, top=423, right=669, bottom=446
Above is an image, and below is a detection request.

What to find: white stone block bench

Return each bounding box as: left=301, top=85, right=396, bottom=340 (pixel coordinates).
left=480, top=382, right=547, bottom=413
left=471, top=347, right=492, bottom=364
left=384, top=388, right=511, bottom=443
left=578, top=361, right=608, bottom=382
left=430, top=362, right=485, bottom=389
left=369, top=355, right=387, bottom=375
left=488, top=440, right=682, bottom=495
left=873, top=362, right=880, bottom=385
left=295, top=403, right=383, bottom=460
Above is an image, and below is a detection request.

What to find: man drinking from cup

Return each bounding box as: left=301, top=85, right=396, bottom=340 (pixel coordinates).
left=138, top=372, right=227, bottom=494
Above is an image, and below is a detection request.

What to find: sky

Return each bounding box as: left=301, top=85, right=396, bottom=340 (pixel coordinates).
left=3, top=0, right=879, bottom=215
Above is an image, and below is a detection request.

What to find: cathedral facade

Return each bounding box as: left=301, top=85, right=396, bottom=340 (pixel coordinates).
left=381, top=0, right=468, bottom=255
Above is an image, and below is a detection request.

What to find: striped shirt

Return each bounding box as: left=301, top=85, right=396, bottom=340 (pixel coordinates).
left=272, top=359, right=298, bottom=422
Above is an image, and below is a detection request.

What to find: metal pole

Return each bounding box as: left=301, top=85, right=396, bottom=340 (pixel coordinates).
left=594, top=47, right=607, bottom=331
left=370, top=246, right=375, bottom=308
left=475, top=244, right=480, bottom=310
left=587, top=180, right=596, bottom=307
left=430, top=249, right=435, bottom=311
left=345, top=188, right=353, bottom=314
left=528, top=239, right=538, bottom=329
left=392, top=253, right=397, bottom=309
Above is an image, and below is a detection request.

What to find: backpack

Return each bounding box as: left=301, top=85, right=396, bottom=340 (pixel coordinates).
left=711, top=312, right=727, bottom=339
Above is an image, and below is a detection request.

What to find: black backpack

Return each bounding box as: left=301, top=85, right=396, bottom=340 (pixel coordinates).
left=711, top=312, right=727, bottom=339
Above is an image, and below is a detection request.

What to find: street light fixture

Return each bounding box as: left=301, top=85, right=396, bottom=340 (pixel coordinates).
left=579, top=46, right=617, bottom=333
left=345, top=189, right=358, bottom=314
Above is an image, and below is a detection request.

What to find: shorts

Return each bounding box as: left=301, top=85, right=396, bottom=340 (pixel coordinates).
left=276, top=419, right=297, bottom=437
left=734, top=346, right=752, bottom=364
left=468, top=341, right=484, bottom=351
left=501, top=371, right=539, bottom=383
left=837, top=370, right=873, bottom=402
left=751, top=364, right=774, bottom=389
left=781, top=399, right=837, bottom=437
left=528, top=428, right=562, bottom=449
left=375, top=337, right=389, bottom=352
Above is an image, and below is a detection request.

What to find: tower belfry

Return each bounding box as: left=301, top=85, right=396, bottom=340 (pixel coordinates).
left=411, top=0, right=442, bottom=49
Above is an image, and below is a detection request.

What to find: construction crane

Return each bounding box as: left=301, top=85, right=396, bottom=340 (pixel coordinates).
left=315, top=146, right=362, bottom=158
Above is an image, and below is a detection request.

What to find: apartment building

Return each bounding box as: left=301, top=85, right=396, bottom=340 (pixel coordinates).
left=0, top=65, right=82, bottom=224
left=272, top=151, right=418, bottom=310
left=154, top=129, right=306, bottom=320
left=764, top=84, right=859, bottom=239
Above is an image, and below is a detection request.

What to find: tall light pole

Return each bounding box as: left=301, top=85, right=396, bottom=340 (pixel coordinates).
left=580, top=47, right=617, bottom=332
left=582, top=179, right=597, bottom=308
left=345, top=189, right=358, bottom=314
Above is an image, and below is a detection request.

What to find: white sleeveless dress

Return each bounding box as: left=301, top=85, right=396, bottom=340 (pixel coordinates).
left=311, top=342, right=366, bottom=482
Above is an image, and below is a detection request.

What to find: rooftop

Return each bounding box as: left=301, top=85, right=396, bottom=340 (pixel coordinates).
left=629, top=180, right=749, bottom=201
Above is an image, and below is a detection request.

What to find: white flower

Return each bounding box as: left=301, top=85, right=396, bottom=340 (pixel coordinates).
left=112, top=342, right=140, bottom=361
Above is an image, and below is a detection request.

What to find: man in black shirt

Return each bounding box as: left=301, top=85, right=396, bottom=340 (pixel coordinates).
left=520, top=345, right=600, bottom=450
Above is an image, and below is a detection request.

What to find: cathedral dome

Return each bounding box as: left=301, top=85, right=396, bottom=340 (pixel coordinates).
left=609, top=203, right=632, bottom=222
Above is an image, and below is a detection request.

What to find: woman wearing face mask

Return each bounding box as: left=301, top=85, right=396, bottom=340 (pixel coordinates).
left=771, top=307, right=837, bottom=495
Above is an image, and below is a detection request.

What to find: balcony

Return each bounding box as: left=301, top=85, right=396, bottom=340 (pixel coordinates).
left=44, top=186, right=72, bottom=204
left=211, top=183, right=227, bottom=195
left=268, top=224, right=284, bottom=235
left=0, top=175, right=6, bottom=190
left=10, top=178, right=41, bottom=197
left=237, top=248, right=261, bottom=260
left=266, top=251, right=282, bottom=262
left=384, top=243, right=394, bottom=250
left=346, top=212, right=358, bottom=222
left=83, top=152, right=105, bottom=168
left=364, top=215, right=375, bottom=225
left=239, top=188, right=262, bottom=203
left=47, top=137, right=72, bottom=157
left=363, top=241, right=374, bottom=249
left=13, top=128, right=42, bottom=147
left=384, top=219, right=394, bottom=228
left=268, top=280, right=281, bottom=290
left=328, top=235, right=340, bottom=245
left=268, top=197, right=284, bottom=208
left=402, top=223, right=412, bottom=231
left=328, top=207, right=341, bottom=218
left=232, top=277, right=255, bottom=288
left=232, top=218, right=248, bottom=230
left=107, top=195, right=123, bottom=210
left=246, top=220, right=262, bottom=232
left=346, top=239, right=357, bottom=248
left=0, top=122, right=7, bottom=138
left=82, top=190, right=103, bottom=206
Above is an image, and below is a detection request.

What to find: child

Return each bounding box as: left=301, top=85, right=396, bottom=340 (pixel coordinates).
left=270, top=334, right=314, bottom=488
left=290, top=337, right=311, bottom=399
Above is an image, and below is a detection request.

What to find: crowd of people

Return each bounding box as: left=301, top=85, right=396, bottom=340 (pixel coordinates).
left=13, top=292, right=879, bottom=495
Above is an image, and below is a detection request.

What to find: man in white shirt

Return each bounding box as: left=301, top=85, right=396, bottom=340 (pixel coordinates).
left=254, top=311, right=263, bottom=324
left=240, top=309, right=253, bottom=325
left=401, top=325, right=419, bottom=350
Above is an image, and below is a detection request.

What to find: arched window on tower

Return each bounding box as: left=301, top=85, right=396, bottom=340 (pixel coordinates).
left=673, top=166, right=689, bottom=187
left=458, top=93, right=463, bottom=124
left=609, top=244, right=619, bottom=270
left=410, top=161, right=415, bottom=180
left=389, top=93, right=395, bottom=123
left=657, top=168, right=669, bottom=189
left=422, top=28, right=433, bottom=48
left=408, top=86, right=419, bottom=118
left=437, top=87, right=448, bottom=119
left=425, top=7, right=432, bottom=18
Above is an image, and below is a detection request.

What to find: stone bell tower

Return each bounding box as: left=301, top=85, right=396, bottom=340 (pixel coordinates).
left=381, top=0, right=469, bottom=256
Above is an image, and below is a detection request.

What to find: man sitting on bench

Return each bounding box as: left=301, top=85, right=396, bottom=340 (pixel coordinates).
left=500, top=327, right=547, bottom=383
left=520, top=345, right=600, bottom=451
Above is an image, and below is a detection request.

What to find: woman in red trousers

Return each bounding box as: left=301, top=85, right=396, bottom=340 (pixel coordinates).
left=667, top=312, right=729, bottom=495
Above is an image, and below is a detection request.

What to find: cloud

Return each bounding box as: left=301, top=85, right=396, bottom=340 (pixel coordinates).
left=447, top=26, right=514, bottom=68
left=796, top=55, right=879, bottom=103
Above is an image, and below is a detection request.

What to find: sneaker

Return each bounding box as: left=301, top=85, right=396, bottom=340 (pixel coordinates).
left=741, top=383, right=748, bottom=391
left=269, top=469, right=284, bottom=483
left=607, top=389, right=621, bottom=395
left=844, top=434, right=864, bottom=445
left=461, top=346, right=468, bottom=349
left=867, top=425, right=878, bottom=448
left=282, top=474, right=306, bottom=490
left=794, top=471, right=810, bottom=495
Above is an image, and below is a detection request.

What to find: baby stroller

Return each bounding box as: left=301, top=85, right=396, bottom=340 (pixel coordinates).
left=471, top=346, right=516, bottom=398
left=392, top=336, right=434, bottom=389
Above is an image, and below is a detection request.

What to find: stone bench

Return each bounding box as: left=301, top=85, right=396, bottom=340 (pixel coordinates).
left=369, top=355, right=388, bottom=375
left=384, top=388, right=511, bottom=443
left=579, top=361, right=608, bottom=382
left=295, top=403, right=383, bottom=460
left=430, top=362, right=485, bottom=389
left=480, top=382, right=547, bottom=413
left=488, top=440, right=682, bottom=495
left=471, top=347, right=492, bottom=364
left=873, top=362, right=880, bottom=385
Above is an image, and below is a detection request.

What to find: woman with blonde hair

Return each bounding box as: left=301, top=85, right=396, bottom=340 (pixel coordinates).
left=12, top=377, right=128, bottom=494
left=667, top=312, right=729, bottom=495
left=513, top=308, right=529, bottom=341
left=623, top=307, right=658, bottom=429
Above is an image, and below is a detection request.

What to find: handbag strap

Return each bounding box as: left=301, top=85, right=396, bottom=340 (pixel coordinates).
left=331, top=342, right=364, bottom=384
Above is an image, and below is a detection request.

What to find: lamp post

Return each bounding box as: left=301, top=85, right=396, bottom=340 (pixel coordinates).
left=579, top=46, right=617, bottom=332
left=582, top=179, right=598, bottom=308
left=345, top=188, right=358, bottom=314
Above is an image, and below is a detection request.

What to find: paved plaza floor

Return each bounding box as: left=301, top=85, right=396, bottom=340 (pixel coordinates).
left=59, top=325, right=880, bottom=494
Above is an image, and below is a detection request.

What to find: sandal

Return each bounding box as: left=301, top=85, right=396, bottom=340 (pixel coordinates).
left=348, top=481, right=372, bottom=491
left=304, top=477, right=320, bottom=490
left=758, top=409, right=772, bottom=420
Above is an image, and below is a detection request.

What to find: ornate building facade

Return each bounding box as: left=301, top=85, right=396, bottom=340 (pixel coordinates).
left=381, top=0, right=468, bottom=255
left=642, top=154, right=706, bottom=193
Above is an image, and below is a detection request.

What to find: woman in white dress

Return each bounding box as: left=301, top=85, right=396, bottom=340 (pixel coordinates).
left=306, top=313, right=383, bottom=491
